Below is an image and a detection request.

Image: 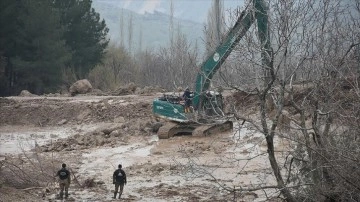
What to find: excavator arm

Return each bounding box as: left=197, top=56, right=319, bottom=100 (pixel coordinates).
left=193, top=6, right=254, bottom=110
left=193, top=0, right=271, bottom=110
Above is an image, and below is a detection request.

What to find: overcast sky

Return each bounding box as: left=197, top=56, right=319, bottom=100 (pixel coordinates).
left=100, top=0, right=245, bottom=23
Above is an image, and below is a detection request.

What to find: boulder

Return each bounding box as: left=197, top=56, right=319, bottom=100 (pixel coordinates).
left=19, top=90, right=37, bottom=97
left=69, top=79, right=93, bottom=96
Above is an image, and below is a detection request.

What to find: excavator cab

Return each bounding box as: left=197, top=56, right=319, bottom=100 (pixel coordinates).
left=153, top=93, right=189, bottom=123
left=153, top=90, right=224, bottom=122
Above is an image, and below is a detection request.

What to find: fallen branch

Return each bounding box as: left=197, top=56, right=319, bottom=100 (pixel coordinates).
left=21, top=187, right=44, bottom=191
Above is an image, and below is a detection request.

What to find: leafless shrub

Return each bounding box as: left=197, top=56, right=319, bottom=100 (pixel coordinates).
left=82, top=178, right=96, bottom=188
left=177, top=0, right=360, bottom=201
left=0, top=144, right=60, bottom=189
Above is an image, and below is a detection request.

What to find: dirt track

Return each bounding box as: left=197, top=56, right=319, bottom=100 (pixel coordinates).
left=0, top=93, right=281, bottom=202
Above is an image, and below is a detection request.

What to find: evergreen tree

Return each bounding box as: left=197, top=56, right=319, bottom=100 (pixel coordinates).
left=12, top=0, right=70, bottom=94
left=1, top=0, right=70, bottom=95
left=1, top=0, right=108, bottom=95
left=54, top=0, right=109, bottom=79
left=0, top=0, right=21, bottom=95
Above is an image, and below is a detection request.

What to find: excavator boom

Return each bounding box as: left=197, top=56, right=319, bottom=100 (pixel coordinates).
left=193, top=7, right=254, bottom=109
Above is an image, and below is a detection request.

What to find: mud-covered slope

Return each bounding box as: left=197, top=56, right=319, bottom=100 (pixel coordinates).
left=0, top=95, right=155, bottom=126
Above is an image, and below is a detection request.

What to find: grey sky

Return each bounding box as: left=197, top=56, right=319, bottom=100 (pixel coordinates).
left=96, top=0, right=245, bottom=23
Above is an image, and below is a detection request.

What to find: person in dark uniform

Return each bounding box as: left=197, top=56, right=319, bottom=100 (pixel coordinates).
left=56, top=163, right=71, bottom=199
left=112, top=164, right=127, bottom=199
left=182, top=87, right=192, bottom=113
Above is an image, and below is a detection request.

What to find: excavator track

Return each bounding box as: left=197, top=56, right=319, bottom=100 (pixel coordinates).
left=158, top=121, right=233, bottom=139
left=157, top=122, right=197, bottom=139
left=192, top=121, right=233, bottom=137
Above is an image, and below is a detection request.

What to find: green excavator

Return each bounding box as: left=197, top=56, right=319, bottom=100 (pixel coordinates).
left=152, top=0, right=272, bottom=139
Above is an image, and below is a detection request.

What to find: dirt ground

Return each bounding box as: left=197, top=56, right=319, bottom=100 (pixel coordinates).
left=0, top=91, right=285, bottom=202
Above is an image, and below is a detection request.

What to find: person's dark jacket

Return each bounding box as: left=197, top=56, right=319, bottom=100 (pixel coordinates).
left=113, top=168, right=127, bottom=184
left=57, top=168, right=70, bottom=180
left=182, top=89, right=193, bottom=106
left=182, top=89, right=192, bottom=100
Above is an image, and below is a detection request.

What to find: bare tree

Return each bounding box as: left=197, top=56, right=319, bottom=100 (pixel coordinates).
left=138, top=23, right=143, bottom=53
left=178, top=0, right=360, bottom=201
left=204, top=0, right=225, bottom=54
left=236, top=0, right=360, bottom=200
left=88, top=45, right=135, bottom=90
left=128, top=13, right=133, bottom=53
left=155, top=31, right=198, bottom=89
left=119, top=9, right=125, bottom=48
left=169, top=0, right=174, bottom=46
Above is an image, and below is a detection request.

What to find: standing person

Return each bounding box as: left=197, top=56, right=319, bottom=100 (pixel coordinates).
left=182, top=87, right=192, bottom=113
left=113, top=164, right=127, bottom=199
left=56, top=163, right=71, bottom=199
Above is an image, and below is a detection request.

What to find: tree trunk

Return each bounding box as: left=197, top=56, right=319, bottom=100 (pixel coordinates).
left=260, top=97, right=297, bottom=202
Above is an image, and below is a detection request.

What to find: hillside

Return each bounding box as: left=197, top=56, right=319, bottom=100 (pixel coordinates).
left=92, top=1, right=205, bottom=53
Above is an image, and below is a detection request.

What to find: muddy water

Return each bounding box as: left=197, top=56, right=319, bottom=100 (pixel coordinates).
left=0, top=122, right=288, bottom=201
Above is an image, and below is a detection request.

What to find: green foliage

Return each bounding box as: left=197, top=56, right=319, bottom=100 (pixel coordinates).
left=54, top=0, right=109, bottom=79
left=0, top=0, right=109, bottom=95
left=0, top=0, right=19, bottom=57
left=0, top=0, right=71, bottom=95
left=14, top=0, right=71, bottom=94
left=0, top=0, right=21, bottom=95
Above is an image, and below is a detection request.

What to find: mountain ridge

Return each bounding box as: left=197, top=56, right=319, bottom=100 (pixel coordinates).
left=92, top=0, right=205, bottom=53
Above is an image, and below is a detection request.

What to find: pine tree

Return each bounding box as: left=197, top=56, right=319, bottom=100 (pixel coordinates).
left=0, top=0, right=22, bottom=95
left=54, top=0, right=109, bottom=79
left=12, top=0, right=71, bottom=94
left=0, top=0, right=71, bottom=95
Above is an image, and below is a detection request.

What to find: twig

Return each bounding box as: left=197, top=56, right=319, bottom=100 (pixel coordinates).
left=69, top=168, right=82, bottom=187
left=21, top=187, right=44, bottom=191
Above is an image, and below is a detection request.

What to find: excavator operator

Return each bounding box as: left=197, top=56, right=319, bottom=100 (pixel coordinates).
left=182, top=87, right=193, bottom=113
